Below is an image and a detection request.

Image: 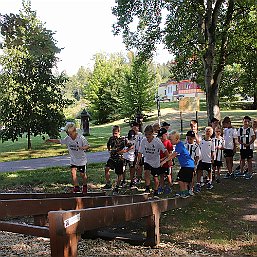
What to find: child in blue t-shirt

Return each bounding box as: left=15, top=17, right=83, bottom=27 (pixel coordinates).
left=161, top=131, right=195, bottom=198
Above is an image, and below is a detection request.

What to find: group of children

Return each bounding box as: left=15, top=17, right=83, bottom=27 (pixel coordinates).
left=47, top=115, right=256, bottom=196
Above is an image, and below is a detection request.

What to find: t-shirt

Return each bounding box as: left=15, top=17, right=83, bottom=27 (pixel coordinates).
left=223, top=127, right=237, bottom=150
left=60, top=134, right=89, bottom=166
left=107, top=136, right=126, bottom=159
left=237, top=127, right=255, bottom=150
left=212, top=137, right=224, bottom=161
left=134, top=132, right=144, bottom=152
left=160, top=139, right=173, bottom=168
left=139, top=137, right=166, bottom=168
left=199, top=138, right=213, bottom=163
left=174, top=141, right=195, bottom=168
left=123, top=138, right=136, bottom=162
left=184, top=142, right=200, bottom=163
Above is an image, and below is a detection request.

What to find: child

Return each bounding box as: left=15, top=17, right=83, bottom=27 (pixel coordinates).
left=157, top=128, right=173, bottom=194
left=237, top=116, right=256, bottom=180
left=103, top=125, right=127, bottom=191
left=212, top=126, right=224, bottom=183
left=153, top=122, right=161, bottom=137
left=46, top=123, right=90, bottom=193
left=161, top=121, right=171, bottom=132
left=189, top=119, right=201, bottom=144
left=222, top=116, right=238, bottom=178
left=161, top=131, right=195, bottom=198
left=136, top=125, right=169, bottom=196
left=184, top=130, right=200, bottom=194
left=123, top=129, right=137, bottom=189
left=195, top=126, right=214, bottom=192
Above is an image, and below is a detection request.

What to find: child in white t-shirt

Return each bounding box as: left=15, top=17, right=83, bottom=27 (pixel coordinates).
left=136, top=125, right=169, bottom=196
left=46, top=123, right=90, bottom=193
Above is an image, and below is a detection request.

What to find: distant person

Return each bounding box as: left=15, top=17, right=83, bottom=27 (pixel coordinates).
left=195, top=126, right=214, bottom=192
left=161, top=121, right=171, bottom=131
left=157, top=128, right=173, bottom=194
left=136, top=125, right=169, bottom=196
left=237, top=116, right=256, bottom=180
left=103, top=125, right=127, bottom=191
left=153, top=122, right=161, bottom=137
left=212, top=126, right=224, bottom=183
left=184, top=130, right=200, bottom=194
left=222, top=116, right=238, bottom=178
left=46, top=123, right=90, bottom=193
left=210, top=117, right=220, bottom=138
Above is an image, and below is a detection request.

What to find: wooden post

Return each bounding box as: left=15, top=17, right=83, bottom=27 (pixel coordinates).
left=196, top=111, right=198, bottom=123
left=48, top=212, right=79, bottom=257
left=144, top=211, right=160, bottom=247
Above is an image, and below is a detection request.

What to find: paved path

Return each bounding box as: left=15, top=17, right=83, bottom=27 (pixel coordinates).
left=0, top=151, right=109, bottom=173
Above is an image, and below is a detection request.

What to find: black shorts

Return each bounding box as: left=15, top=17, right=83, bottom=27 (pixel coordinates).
left=160, top=167, right=172, bottom=175
left=240, top=149, right=253, bottom=160
left=144, top=162, right=162, bottom=177
left=223, top=149, right=234, bottom=158
left=124, top=159, right=135, bottom=168
left=177, top=167, right=194, bottom=183
left=213, top=160, right=222, bottom=168
left=197, top=161, right=211, bottom=172
left=70, top=165, right=86, bottom=173
left=106, top=158, right=124, bottom=175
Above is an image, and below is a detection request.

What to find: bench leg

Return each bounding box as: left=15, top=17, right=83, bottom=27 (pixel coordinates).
left=145, top=211, right=160, bottom=247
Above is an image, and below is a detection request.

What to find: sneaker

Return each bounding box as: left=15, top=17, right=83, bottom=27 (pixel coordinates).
left=113, top=187, right=119, bottom=195
left=188, top=189, right=194, bottom=196
left=245, top=173, right=253, bottom=180
left=153, top=190, right=159, bottom=197
left=73, top=186, right=80, bottom=193
left=102, top=183, right=112, bottom=189
left=164, top=186, right=172, bottom=194
left=145, top=188, right=150, bottom=193
left=120, top=180, right=126, bottom=188
left=157, top=187, right=163, bottom=194
left=224, top=173, right=231, bottom=179
left=181, top=192, right=190, bottom=198
left=215, top=178, right=221, bottom=183
left=175, top=192, right=182, bottom=197
left=82, top=185, right=87, bottom=194
left=200, top=182, right=205, bottom=187
left=206, top=183, right=214, bottom=190
left=195, top=184, right=201, bottom=193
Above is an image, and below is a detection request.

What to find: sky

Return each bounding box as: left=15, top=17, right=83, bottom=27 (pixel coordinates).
left=1, top=0, right=172, bottom=76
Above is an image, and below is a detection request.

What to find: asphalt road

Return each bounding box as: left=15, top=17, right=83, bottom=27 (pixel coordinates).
left=0, top=151, right=109, bottom=173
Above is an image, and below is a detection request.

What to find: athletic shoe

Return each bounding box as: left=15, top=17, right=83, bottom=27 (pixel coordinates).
left=120, top=180, right=126, bottom=188
left=157, top=187, right=163, bottom=194
left=164, top=186, right=172, bottom=194
left=181, top=192, right=190, bottom=198
left=145, top=188, right=150, bottom=193
left=200, top=182, right=205, bottom=187
left=245, top=173, right=253, bottom=180
left=82, top=185, right=87, bottom=194
left=153, top=190, right=159, bottom=197
left=188, top=189, right=194, bottom=196
left=73, top=186, right=80, bottom=193
left=175, top=192, right=182, bottom=197
left=195, top=184, right=201, bottom=193
left=113, top=187, right=119, bottom=195
left=206, top=183, right=213, bottom=190
left=215, top=178, right=221, bottom=183
left=224, top=173, right=231, bottom=179
left=102, top=183, right=112, bottom=189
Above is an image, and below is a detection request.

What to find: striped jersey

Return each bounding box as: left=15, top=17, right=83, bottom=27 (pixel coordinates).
left=212, top=137, right=224, bottom=161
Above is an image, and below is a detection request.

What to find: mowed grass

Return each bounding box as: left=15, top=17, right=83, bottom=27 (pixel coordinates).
left=0, top=162, right=256, bottom=256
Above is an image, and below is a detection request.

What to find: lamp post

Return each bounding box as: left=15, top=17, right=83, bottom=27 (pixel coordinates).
left=80, top=109, right=90, bottom=136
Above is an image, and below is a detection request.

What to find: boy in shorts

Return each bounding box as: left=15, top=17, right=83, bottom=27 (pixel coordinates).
left=161, top=131, right=195, bottom=198
left=195, top=126, right=214, bottom=192
left=222, top=116, right=238, bottom=178
left=46, top=123, right=90, bottom=193
left=103, top=125, right=127, bottom=191
left=237, top=116, right=256, bottom=179
left=136, top=125, right=169, bottom=196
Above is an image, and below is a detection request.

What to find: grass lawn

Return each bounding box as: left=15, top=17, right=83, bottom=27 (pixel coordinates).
left=1, top=103, right=257, bottom=162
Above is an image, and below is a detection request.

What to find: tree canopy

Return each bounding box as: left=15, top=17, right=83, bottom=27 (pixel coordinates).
left=113, top=0, right=257, bottom=122
left=0, top=0, right=70, bottom=149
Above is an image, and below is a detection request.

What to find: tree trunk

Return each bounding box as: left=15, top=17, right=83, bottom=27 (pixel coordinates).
left=27, top=127, right=32, bottom=150
left=253, top=91, right=257, bottom=110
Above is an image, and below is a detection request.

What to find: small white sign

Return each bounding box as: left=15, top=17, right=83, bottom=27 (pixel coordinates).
left=64, top=213, right=81, bottom=228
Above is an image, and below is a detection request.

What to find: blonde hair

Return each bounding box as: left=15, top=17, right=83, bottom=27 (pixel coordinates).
left=65, top=122, right=76, bottom=133
left=169, top=130, right=180, bottom=140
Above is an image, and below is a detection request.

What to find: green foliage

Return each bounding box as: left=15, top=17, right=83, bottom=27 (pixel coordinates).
left=0, top=1, right=71, bottom=149
left=121, top=56, right=156, bottom=119
left=87, top=53, right=127, bottom=124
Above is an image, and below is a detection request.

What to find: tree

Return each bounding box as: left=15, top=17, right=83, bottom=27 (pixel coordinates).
left=0, top=0, right=70, bottom=149
left=121, top=54, right=156, bottom=120
left=113, top=0, right=257, bottom=122
left=87, top=53, right=126, bottom=124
